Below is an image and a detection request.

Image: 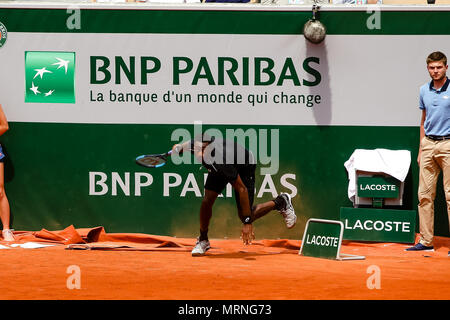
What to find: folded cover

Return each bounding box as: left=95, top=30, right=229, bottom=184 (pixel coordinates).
left=344, top=149, right=411, bottom=202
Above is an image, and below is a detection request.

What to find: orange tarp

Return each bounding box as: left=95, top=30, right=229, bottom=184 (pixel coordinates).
left=0, top=226, right=449, bottom=300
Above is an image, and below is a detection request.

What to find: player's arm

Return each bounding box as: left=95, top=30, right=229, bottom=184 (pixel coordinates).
left=172, top=140, right=191, bottom=154
left=231, top=174, right=252, bottom=219
left=231, top=174, right=254, bottom=245
left=418, top=109, right=426, bottom=165
left=0, top=104, right=9, bottom=136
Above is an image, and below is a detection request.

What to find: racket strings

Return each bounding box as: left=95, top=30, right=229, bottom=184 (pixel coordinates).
left=136, top=155, right=167, bottom=167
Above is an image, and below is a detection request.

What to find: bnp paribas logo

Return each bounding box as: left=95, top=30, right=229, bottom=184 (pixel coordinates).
left=25, top=51, right=75, bottom=103
left=0, top=22, right=7, bottom=48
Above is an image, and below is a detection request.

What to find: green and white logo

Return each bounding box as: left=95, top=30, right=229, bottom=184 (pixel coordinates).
left=0, top=22, right=7, bottom=48
left=340, top=207, right=416, bottom=243
left=25, top=51, right=75, bottom=103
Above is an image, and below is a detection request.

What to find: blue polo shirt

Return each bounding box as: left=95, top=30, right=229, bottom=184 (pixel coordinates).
left=419, top=77, right=450, bottom=137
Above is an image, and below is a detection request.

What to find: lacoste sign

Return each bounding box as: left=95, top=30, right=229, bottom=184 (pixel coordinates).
left=359, top=184, right=397, bottom=191
left=357, top=176, right=400, bottom=199
left=340, top=207, right=416, bottom=243
left=300, top=218, right=365, bottom=260
left=344, top=219, right=410, bottom=233
left=25, top=51, right=76, bottom=103
left=300, top=219, right=343, bottom=259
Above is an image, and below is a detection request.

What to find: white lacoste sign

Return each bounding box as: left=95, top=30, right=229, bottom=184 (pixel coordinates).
left=344, top=219, right=411, bottom=233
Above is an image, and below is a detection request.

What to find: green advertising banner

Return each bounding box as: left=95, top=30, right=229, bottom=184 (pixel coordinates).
left=340, top=207, right=416, bottom=243
left=0, top=4, right=448, bottom=239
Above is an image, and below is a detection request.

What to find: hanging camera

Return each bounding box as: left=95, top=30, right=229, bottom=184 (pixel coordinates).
left=303, top=4, right=326, bottom=44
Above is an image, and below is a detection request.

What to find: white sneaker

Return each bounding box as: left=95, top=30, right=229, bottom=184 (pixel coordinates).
left=191, top=239, right=210, bottom=256
left=2, top=229, right=15, bottom=242
left=279, top=193, right=297, bottom=229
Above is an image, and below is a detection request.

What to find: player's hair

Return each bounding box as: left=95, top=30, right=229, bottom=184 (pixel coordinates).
left=426, top=51, right=447, bottom=65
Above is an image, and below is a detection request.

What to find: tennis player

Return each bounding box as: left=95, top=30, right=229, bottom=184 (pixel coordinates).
left=0, top=104, right=13, bottom=242
left=172, top=133, right=297, bottom=256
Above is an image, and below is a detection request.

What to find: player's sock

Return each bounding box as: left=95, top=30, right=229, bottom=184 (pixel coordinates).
left=273, top=195, right=285, bottom=211
left=199, top=229, right=209, bottom=241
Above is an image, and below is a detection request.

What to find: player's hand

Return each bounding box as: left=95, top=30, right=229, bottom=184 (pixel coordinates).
left=172, top=144, right=182, bottom=154
left=417, top=151, right=421, bottom=166
left=241, top=224, right=255, bottom=245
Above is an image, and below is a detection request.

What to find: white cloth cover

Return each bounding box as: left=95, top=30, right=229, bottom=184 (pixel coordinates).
left=344, top=149, right=411, bottom=202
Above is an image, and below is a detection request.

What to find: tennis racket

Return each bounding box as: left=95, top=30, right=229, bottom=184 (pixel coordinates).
left=135, top=150, right=173, bottom=168
left=135, top=145, right=182, bottom=168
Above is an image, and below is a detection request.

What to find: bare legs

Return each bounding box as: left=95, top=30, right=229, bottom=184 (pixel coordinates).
left=200, top=188, right=278, bottom=238
left=0, top=162, right=10, bottom=231
left=199, top=190, right=219, bottom=234
left=0, top=162, right=13, bottom=241
left=250, top=201, right=276, bottom=221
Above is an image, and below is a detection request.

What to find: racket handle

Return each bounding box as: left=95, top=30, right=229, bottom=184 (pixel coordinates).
left=172, top=145, right=182, bottom=154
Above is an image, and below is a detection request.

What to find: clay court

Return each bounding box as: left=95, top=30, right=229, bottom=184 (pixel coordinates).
left=0, top=226, right=449, bottom=301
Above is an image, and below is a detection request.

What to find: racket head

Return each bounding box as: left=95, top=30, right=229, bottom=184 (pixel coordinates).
left=135, top=154, right=168, bottom=168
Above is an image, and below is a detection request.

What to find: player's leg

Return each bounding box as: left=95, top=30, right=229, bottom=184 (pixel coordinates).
left=250, top=193, right=296, bottom=228
left=192, top=173, right=227, bottom=256
left=199, top=189, right=219, bottom=241
left=251, top=202, right=276, bottom=220
left=192, top=189, right=218, bottom=256
left=237, top=193, right=296, bottom=228
left=236, top=165, right=296, bottom=228
left=0, top=162, right=13, bottom=241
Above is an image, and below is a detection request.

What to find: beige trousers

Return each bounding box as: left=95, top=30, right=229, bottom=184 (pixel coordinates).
left=417, top=137, right=450, bottom=246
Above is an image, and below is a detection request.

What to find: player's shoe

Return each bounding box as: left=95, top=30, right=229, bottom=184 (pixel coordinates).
left=191, top=238, right=211, bottom=256
left=405, top=243, right=434, bottom=252
left=2, top=229, right=15, bottom=242
left=278, top=193, right=297, bottom=229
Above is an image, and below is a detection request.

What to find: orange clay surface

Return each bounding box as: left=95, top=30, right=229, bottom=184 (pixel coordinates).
left=0, top=226, right=449, bottom=300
